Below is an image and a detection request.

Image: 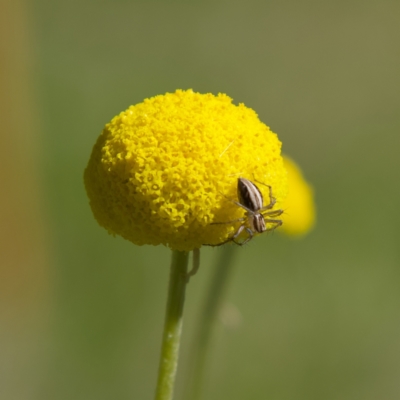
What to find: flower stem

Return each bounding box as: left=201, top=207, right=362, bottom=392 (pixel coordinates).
left=154, top=250, right=189, bottom=400
left=186, top=245, right=237, bottom=400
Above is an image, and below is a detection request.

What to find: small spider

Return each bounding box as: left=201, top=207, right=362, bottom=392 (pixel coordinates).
left=211, top=178, right=283, bottom=246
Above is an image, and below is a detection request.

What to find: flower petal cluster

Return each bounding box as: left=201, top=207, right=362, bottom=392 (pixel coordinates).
left=84, top=89, right=288, bottom=251
left=280, top=156, right=315, bottom=236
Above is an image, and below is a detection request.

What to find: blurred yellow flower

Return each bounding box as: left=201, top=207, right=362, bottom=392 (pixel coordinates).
left=84, top=89, right=288, bottom=251
left=280, top=156, right=315, bottom=236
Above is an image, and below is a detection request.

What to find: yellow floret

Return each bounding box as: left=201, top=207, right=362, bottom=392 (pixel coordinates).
left=280, top=156, right=315, bottom=236
left=84, top=89, right=288, bottom=251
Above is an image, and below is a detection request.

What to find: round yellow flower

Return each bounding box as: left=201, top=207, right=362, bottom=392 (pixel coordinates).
left=280, top=156, right=315, bottom=236
left=84, top=89, right=288, bottom=251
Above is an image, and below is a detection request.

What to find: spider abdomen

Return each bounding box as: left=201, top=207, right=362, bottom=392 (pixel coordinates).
left=237, top=178, right=264, bottom=211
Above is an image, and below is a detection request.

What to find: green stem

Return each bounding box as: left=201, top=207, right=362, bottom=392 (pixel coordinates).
left=154, top=250, right=190, bottom=400
left=186, top=245, right=237, bottom=400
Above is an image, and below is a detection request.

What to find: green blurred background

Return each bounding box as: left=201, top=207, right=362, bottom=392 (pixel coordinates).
left=1, top=0, right=400, bottom=399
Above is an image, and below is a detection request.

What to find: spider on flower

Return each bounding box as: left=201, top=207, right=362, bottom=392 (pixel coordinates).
left=210, top=178, right=283, bottom=246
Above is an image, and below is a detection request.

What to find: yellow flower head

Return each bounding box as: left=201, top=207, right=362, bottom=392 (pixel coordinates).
left=280, top=156, right=316, bottom=236
left=84, top=89, right=288, bottom=251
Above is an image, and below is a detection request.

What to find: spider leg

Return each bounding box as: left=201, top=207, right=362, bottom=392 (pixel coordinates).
left=211, top=217, right=246, bottom=225
left=261, top=209, right=284, bottom=218
left=232, top=224, right=246, bottom=240
left=203, top=237, right=232, bottom=247
left=202, top=224, right=245, bottom=247
left=239, top=228, right=254, bottom=245
left=232, top=226, right=254, bottom=246
left=265, top=218, right=283, bottom=231
left=220, top=192, right=254, bottom=213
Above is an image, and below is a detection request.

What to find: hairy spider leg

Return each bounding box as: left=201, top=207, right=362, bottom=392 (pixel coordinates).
left=210, top=194, right=254, bottom=226
left=231, top=225, right=254, bottom=246
left=250, top=180, right=277, bottom=211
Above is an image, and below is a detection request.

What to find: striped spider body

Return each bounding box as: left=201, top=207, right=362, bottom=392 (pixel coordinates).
left=213, top=178, right=283, bottom=246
